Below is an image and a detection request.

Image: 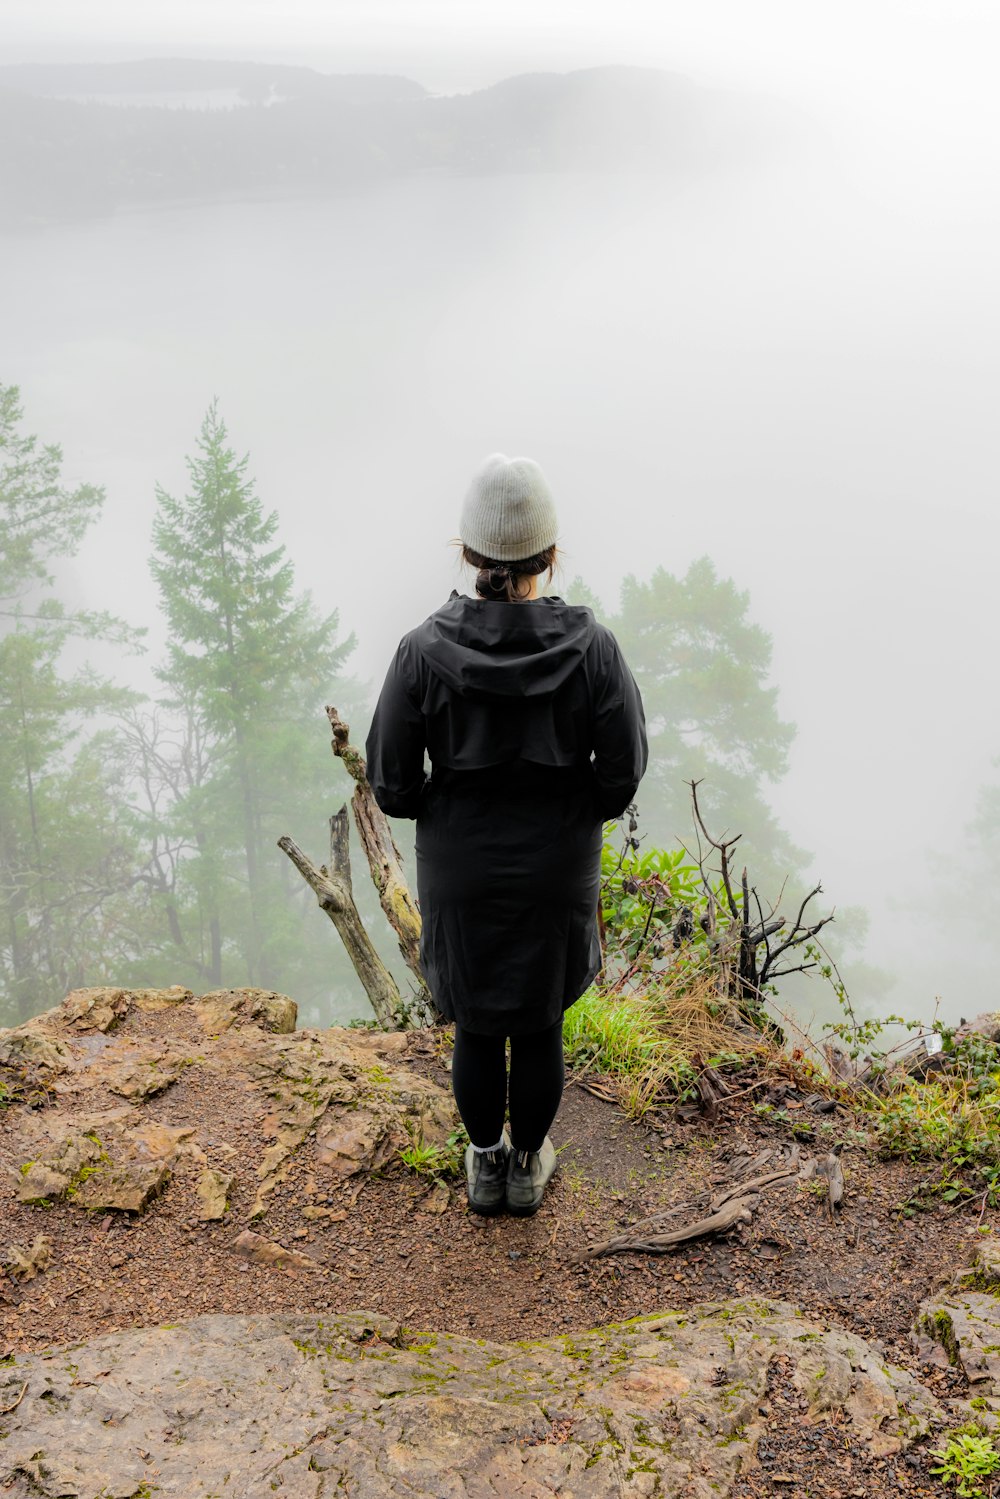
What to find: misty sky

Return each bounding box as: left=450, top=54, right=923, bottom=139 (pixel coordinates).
left=3, top=0, right=999, bottom=1024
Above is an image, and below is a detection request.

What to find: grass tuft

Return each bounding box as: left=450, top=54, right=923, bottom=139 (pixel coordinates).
left=563, top=977, right=771, bottom=1119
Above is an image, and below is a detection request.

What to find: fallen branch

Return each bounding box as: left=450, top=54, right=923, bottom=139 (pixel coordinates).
left=278, top=809, right=407, bottom=1030
left=0, top=1380, right=28, bottom=1414
left=574, top=1195, right=757, bottom=1261
left=709, top=1166, right=802, bottom=1213
left=574, top=1145, right=839, bottom=1261
left=326, top=706, right=437, bottom=1019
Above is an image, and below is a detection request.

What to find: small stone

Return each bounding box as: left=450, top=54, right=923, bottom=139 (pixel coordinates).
left=418, top=1182, right=450, bottom=1215
left=231, top=1229, right=319, bottom=1273
left=3, top=1234, right=51, bottom=1281
left=17, top=1162, right=70, bottom=1205
left=195, top=1168, right=234, bottom=1221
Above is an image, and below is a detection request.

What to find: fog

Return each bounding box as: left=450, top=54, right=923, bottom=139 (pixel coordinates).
left=2, top=2, right=998, bottom=1029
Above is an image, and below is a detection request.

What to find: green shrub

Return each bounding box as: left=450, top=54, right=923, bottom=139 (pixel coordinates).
left=931, top=1431, right=1000, bottom=1498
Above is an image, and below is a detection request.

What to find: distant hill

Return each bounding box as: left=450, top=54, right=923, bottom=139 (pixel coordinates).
left=0, top=60, right=791, bottom=228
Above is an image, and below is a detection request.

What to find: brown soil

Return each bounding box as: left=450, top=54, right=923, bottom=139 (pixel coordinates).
left=1, top=1024, right=983, bottom=1499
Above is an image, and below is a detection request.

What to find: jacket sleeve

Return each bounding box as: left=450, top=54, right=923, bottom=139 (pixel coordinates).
left=590, top=628, right=648, bottom=821
left=364, top=636, right=427, bottom=820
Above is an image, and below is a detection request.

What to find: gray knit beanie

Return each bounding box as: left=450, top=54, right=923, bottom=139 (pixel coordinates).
left=459, top=453, right=558, bottom=562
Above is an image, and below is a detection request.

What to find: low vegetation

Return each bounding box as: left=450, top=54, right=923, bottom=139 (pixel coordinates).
left=568, top=803, right=1000, bottom=1214
left=931, top=1430, right=1000, bottom=1499
left=397, top=1126, right=468, bottom=1184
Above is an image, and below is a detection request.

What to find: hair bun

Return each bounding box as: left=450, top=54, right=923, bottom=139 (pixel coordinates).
left=476, top=564, right=514, bottom=601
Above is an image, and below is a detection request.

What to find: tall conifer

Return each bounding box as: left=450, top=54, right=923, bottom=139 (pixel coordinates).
left=0, top=383, right=141, bottom=1021
left=149, top=401, right=356, bottom=989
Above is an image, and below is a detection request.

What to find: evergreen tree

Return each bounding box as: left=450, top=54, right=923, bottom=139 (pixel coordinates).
left=148, top=401, right=358, bottom=993
left=572, top=558, right=804, bottom=887
left=0, top=383, right=142, bottom=1023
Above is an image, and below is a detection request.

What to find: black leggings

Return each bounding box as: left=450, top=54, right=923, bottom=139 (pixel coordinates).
left=451, top=1018, right=565, bottom=1153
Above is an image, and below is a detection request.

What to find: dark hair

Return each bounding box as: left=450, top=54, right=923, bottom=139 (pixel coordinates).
left=461, top=543, right=558, bottom=603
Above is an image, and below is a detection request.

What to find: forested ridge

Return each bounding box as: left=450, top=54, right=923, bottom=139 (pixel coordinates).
left=0, top=60, right=790, bottom=227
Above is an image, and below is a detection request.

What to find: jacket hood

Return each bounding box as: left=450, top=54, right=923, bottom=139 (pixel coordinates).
left=413, top=591, right=597, bottom=699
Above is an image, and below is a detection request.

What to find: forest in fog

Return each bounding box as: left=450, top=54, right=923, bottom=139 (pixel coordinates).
left=2, top=44, right=998, bottom=1032
left=3, top=377, right=998, bottom=1032
left=1, top=385, right=849, bottom=1027
left=0, top=58, right=788, bottom=228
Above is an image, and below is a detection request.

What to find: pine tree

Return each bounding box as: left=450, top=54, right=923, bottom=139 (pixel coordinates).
left=0, top=383, right=142, bottom=1022
left=572, top=558, right=804, bottom=887
left=148, top=401, right=357, bottom=992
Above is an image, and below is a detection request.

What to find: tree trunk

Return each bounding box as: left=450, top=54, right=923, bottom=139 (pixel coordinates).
left=325, top=706, right=438, bottom=1017
left=278, top=809, right=413, bottom=1031
left=232, top=719, right=266, bottom=986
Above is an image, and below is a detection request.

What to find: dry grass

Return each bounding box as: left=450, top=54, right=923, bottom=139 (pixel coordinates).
left=563, top=974, right=778, bottom=1119
left=642, top=975, right=765, bottom=1060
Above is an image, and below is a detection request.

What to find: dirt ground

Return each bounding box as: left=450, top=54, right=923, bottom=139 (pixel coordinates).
left=1, top=1022, right=986, bottom=1498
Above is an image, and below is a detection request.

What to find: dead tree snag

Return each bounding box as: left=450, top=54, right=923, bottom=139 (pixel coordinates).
left=279, top=709, right=439, bottom=1029
left=277, top=810, right=405, bottom=1030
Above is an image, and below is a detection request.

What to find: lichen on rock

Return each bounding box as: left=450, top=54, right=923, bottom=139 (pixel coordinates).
left=912, top=1237, right=1000, bottom=1427
left=0, top=1302, right=939, bottom=1497
left=1, top=983, right=457, bottom=1226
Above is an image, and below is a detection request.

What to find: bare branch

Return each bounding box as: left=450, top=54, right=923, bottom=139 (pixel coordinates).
left=278, top=814, right=407, bottom=1031
left=326, top=705, right=437, bottom=1018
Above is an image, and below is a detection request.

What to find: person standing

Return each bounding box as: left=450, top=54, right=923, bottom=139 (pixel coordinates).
left=366, top=454, right=647, bottom=1216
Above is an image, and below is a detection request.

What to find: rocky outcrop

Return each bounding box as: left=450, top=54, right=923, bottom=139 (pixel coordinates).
left=0, top=1301, right=938, bottom=1499
left=16, top=1111, right=191, bottom=1212
left=0, top=985, right=956, bottom=1496
left=913, top=1236, right=1000, bottom=1425
left=1, top=985, right=456, bottom=1222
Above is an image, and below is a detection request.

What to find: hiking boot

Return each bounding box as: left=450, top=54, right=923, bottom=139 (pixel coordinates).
left=464, top=1132, right=511, bottom=1216
left=505, top=1136, right=557, bottom=1217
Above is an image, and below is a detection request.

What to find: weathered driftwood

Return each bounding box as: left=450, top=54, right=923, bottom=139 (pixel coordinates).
left=708, top=1166, right=801, bottom=1214
left=277, top=809, right=405, bottom=1030
left=574, top=1197, right=757, bottom=1261
left=689, top=1051, right=732, bottom=1123
left=326, top=705, right=437, bottom=1020
left=575, top=1144, right=841, bottom=1262
left=816, top=1145, right=845, bottom=1220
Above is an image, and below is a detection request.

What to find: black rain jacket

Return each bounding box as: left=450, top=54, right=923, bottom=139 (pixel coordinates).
left=366, top=591, right=647, bottom=823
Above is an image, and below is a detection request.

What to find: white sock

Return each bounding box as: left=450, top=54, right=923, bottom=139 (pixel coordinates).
left=472, top=1135, right=506, bottom=1155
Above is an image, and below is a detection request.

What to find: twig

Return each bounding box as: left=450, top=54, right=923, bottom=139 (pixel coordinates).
left=0, top=1380, right=28, bottom=1414
left=710, top=1166, right=801, bottom=1213
left=573, top=1195, right=756, bottom=1261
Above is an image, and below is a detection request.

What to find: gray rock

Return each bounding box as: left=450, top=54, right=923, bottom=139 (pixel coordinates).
left=913, top=1237, right=1000, bottom=1425
left=0, top=1301, right=938, bottom=1498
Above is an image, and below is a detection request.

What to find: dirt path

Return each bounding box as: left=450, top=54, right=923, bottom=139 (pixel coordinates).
left=0, top=989, right=987, bottom=1497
